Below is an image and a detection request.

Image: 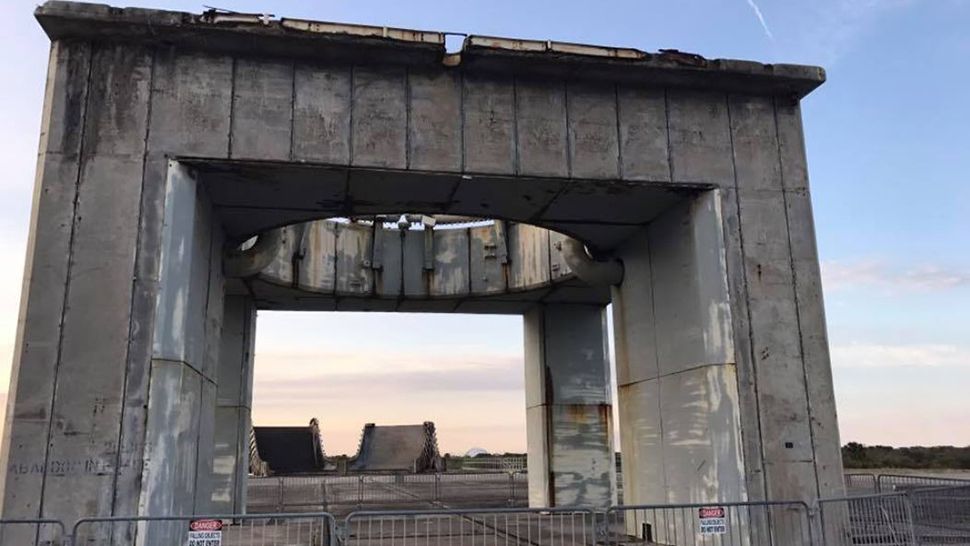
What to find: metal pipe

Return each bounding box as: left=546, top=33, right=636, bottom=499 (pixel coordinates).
left=557, top=238, right=623, bottom=286
left=224, top=228, right=285, bottom=277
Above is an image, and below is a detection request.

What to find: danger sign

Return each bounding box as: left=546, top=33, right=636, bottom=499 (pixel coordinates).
left=698, top=506, right=727, bottom=535
left=187, top=519, right=223, bottom=546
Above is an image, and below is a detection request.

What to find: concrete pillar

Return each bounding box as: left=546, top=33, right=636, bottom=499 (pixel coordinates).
left=612, top=192, right=744, bottom=508
left=612, top=192, right=751, bottom=541
left=138, top=162, right=225, bottom=542
left=523, top=303, right=616, bottom=509
left=210, top=297, right=257, bottom=514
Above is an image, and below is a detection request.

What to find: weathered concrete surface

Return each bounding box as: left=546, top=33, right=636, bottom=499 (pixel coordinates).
left=0, top=1, right=840, bottom=535
left=524, top=304, right=616, bottom=509
left=210, top=297, right=256, bottom=514
left=612, top=193, right=746, bottom=507
left=255, top=219, right=598, bottom=310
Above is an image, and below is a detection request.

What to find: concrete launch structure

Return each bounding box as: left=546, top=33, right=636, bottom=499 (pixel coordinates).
left=0, top=1, right=844, bottom=543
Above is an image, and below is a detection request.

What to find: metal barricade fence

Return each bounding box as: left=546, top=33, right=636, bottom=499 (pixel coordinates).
left=843, top=473, right=878, bottom=496
left=0, top=519, right=67, bottom=546
left=604, top=500, right=814, bottom=546
left=343, top=507, right=595, bottom=546
left=72, top=512, right=335, bottom=546
left=435, top=472, right=523, bottom=508
left=905, top=484, right=970, bottom=544
left=877, top=472, right=970, bottom=492
left=817, top=491, right=916, bottom=546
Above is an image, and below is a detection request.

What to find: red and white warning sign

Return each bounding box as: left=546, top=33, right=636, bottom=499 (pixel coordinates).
left=698, top=506, right=727, bottom=535
left=187, top=519, right=223, bottom=546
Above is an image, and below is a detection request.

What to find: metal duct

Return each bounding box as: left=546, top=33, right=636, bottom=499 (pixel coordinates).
left=557, top=237, right=623, bottom=286
left=224, top=228, right=285, bottom=278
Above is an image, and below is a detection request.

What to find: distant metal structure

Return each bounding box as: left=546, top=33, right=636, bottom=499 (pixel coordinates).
left=350, top=422, right=443, bottom=473
left=249, top=418, right=330, bottom=476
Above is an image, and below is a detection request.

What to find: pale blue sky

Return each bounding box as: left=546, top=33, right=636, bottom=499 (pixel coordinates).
left=0, top=0, right=966, bottom=454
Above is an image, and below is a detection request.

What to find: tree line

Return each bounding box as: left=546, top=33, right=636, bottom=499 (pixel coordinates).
left=842, top=442, right=970, bottom=469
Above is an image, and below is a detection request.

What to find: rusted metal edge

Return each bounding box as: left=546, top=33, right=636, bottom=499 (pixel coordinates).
left=462, top=36, right=825, bottom=98
left=35, top=1, right=825, bottom=98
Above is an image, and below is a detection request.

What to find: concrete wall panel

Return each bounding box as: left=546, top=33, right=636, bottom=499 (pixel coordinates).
left=728, top=95, right=781, bottom=191
left=351, top=67, right=407, bottom=168
left=617, top=86, right=670, bottom=181
left=41, top=43, right=153, bottom=523
left=648, top=194, right=733, bottom=375
left=667, top=90, right=733, bottom=184
left=616, top=379, right=665, bottom=505
left=148, top=50, right=233, bottom=157
left=566, top=82, right=619, bottom=179
left=717, top=187, right=767, bottom=502
left=231, top=58, right=294, bottom=160
left=515, top=80, right=568, bottom=177
left=462, top=75, right=515, bottom=174
left=774, top=99, right=809, bottom=191
left=0, top=40, right=90, bottom=522
left=139, top=359, right=203, bottom=542
left=659, top=365, right=746, bottom=504
left=610, top=229, right=659, bottom=388
left=292, top=64, right=352, bottom=164
left=738, top=192, right=814, bottom=462
left=408, top=70, right=462, bottom=171
left=785, top=189, right=844, bottom=498
left=109, top=49, right=233, bottom=521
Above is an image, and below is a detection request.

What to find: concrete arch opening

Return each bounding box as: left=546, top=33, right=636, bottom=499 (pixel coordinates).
left=0, top=2, right=845, bottom=544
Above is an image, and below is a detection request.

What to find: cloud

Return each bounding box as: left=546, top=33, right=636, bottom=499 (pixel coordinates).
left=831, top=342, right=970, bottom=368
left=255, top=365, right=524, bottom=403
left=744, top=0, right=774, bottom=40
left=821, top=260, right=970, bottom=293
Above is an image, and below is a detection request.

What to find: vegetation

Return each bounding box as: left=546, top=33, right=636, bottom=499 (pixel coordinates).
left=842, top=442, right=970, bottom=469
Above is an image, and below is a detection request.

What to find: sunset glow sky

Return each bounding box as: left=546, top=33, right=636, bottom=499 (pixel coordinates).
left=0, top=0, right=967, bottom=456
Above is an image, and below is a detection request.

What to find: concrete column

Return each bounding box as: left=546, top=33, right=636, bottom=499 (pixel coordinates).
left=612, top=192, right=746, bottom=510
left=138, top=162, right=225, bottom=543
left=210, top=297, right=257, bottom=514
left=523, top=303, right=616, bottom=509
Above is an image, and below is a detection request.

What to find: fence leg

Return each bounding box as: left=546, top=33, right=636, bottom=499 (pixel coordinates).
left=508, top=472, right=515, bottom=507
left=902, top=492, right=918, bottom=546
left=434, top=473, right=440, bottom=503
left=278, top=477, right=284, bottom=513
left=357, top=475, right=363, bottom=509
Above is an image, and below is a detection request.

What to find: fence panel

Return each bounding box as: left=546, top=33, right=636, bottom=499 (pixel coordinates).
left=247, top=476, right=285, bottom=513
left=877, top=473, right=970, bottom=492
left=436, top=472, right=517, bottom=508
left=281, top=476, right=329, bottom=512
left=344, top=507, right=594, bottom=546
left=843, top=473, right=878, bottom=496
left=906, top=484, right=970, bottom=544
left=73, top=512, right=335, bottom=546
left=818, top=492, right=916, bottom=546
left=605, top=500, right=813, bottom=546
left=0, top=519, right=66, bottom=546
